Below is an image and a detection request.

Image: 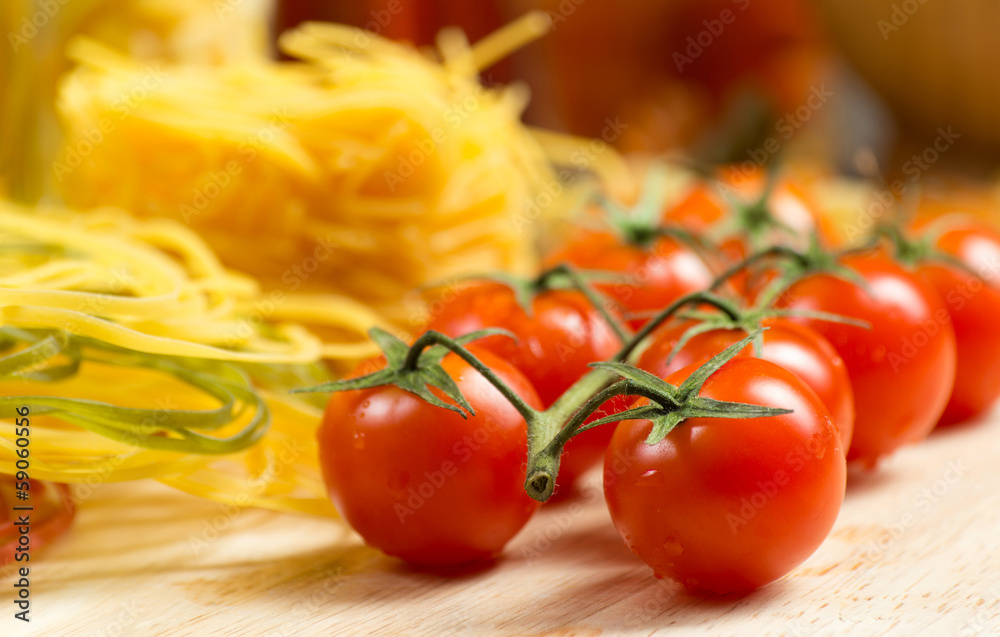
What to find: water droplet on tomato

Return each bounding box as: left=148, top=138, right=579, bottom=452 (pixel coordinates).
left=637, top=469, right=664, bottom=486
left=352, top=432, right=366, bottom=449
left=662, top=539, right=684, bottom=557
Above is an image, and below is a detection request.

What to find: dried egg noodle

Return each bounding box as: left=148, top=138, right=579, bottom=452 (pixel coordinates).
left=0, top=201, right=389, bottom=516
left=56, top=14, right=566, bottom=327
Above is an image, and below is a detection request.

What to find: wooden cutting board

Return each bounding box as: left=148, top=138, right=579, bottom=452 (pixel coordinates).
left=2, top=410, right=999, bottom=637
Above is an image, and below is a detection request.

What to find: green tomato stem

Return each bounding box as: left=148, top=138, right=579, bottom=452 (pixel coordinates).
left=524, top=329, right=790, bottom=501
left=708, top=245, right=810, bottom=292
left=537, top=263, right=632, bottom=344
left=403, top=330, right=540, bottom=422
left=524, top=379, right=630, bottom=501
left=615, top=291, right=741, bottom=362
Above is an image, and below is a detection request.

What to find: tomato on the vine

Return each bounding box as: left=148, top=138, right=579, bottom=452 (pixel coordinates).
left=317, top=348, right=542, bottom=566
left=604, top=357, right=845, bottom=594
left=544, top=230, right=715, bottom=330
left=664, top=169, right=832, bottom=250
left=917, top=221, right=1000, bottom=425
left=636, top=317, right=854, bottom=449
left=662, top=182, right=726, bottom=235
left=776, top=252, right=957, bottom=464
left=426, top=281, right=626, bottom=493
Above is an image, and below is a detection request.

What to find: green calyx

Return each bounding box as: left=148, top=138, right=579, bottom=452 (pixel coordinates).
left=876, top=222, right=983, bottom=279
left=708, top=237, right=873, bottom=308
left=877, top=223, right=932, bottom=265
left=592, top=331, right=792, bottom=443
left=591, top=163, right=715, bottom=257
left=292, top=327, right=537, bottom=421
left=651, top=293, right=869, bottom=369
left=712, top=169, right=797, bottom=248
left=595, top=161, right=671, bottom=245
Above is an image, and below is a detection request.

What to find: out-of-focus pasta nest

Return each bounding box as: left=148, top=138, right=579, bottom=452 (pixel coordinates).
left=55, top=21, right=559, bottom=330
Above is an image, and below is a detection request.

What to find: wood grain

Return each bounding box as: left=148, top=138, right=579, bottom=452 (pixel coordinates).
left=3, top=410, right=1000, bottom=637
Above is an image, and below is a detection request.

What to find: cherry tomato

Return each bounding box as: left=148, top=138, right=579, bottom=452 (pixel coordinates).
left=604, top=357, right=845, bottom=594
left=737, top=178, right=831, bottom=246
left=662, top=182, right=726, bottom=235
left=544, top=230, right=715, bottom=330
left=636, top=317, right=854, bottom=449
left=662, top=171, right=832, bottom=297
left=317, top=348, right=542, bottom=566
left=664, top=170, right=832, bottom=248
left=426, top=282, right=625, bottom=494
left=776, top=253, right=957, bottom=464
left=1, top=479, right=75, bottom=566
left=920, top=221, right=1000, bottom=425
left=722, top=167, right=830, bottom=234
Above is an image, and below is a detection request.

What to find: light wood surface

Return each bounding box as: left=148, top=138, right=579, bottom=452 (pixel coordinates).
left=3, top=409, right=1000, bottom=637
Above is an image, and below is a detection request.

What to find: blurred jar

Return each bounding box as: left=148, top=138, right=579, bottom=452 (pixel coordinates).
left=814, top=0, right=1000, bottom=158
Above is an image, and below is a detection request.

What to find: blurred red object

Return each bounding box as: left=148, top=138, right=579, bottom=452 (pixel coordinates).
left=277, top=0, right=828, bottom=153
left=523, top=0, right=828, bottom=152
left=276, top=0, right=513, bottom=79
left=1, top=478, right=75, bottom=566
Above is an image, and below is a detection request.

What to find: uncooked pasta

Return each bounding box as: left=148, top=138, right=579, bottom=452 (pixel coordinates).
left=56, top=13, right=562, bottom=327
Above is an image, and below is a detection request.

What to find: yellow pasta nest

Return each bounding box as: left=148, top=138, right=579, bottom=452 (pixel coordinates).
left=0, top=200, right=396, bottom=516
left=55, top=15, right=559, bottom=329
left=1, top=0, right=273, bottom=202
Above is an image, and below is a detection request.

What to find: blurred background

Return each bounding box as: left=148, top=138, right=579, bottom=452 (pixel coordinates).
left=3, top=0, right=1000, bottom=318
left=6, top=0, right=1000, bottom=193
left=273, top=0, right=1000, bottom=178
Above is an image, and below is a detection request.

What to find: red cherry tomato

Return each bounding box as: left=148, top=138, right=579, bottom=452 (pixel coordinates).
left=636, top=317, right=854, bottom=449
left=777, top=253, right=957, bottom=464
left=662, top=183, right=726, bottom=235
left=317, top=348, right=542, bottom=566
left=743, top=179, right=831, bottom=244
left=604, top=357, right=845, bottom=594
left=544, top=230, right=715, bottom=330
left=1, top=479, right=75, bottom=566
left=721, top=168, right=831, bottom=238
left=920, top=222, right=1000, bottom=425
left=426, top=282, right=625, bottom=493
left=664, top=171, right=832, bottom=247
left=662, top=172, right=832, bottom=297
